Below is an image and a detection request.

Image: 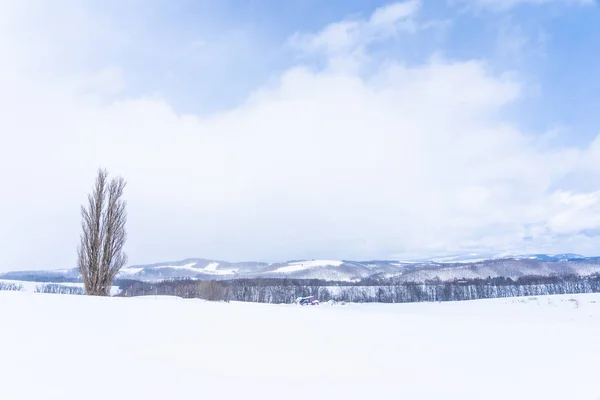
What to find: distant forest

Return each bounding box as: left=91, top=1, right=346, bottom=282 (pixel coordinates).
left=115, top=273, right=600, bottom=304
left=4, top=273, right=600, bottom=304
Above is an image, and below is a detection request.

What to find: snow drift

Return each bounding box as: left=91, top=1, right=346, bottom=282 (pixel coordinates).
left=1, top=291, right=599, bottom=400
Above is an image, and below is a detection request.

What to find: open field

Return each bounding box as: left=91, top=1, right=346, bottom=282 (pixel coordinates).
left=1, top=291, right=600, bottom=399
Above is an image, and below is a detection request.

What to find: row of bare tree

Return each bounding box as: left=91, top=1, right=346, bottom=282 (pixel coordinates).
left=115, top=273, right=600, bottom=304
left=0, top=282, right=23, bottom=291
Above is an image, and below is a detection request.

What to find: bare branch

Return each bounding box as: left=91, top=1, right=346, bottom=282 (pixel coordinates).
left=77, top=168, right=127, bottom=296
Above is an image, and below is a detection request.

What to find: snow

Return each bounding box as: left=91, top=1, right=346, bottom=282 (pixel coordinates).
left=274, top=259, right=344, bottom=273
left=151, top=262, right=198, bottom=271
left=118, top=267, right=144, bottom=276
left=201, top=262, right=237, bottom=276
left=429, top=256, right=491, bottom=264
left=146, top=262, right=237, bottom=276
left=203, top=262, right=219, bottom=271
left=1, top=292, right=599, bottom=399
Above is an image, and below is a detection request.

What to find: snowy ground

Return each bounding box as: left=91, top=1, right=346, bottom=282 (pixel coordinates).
left=1, top=292, right=600, bottom=400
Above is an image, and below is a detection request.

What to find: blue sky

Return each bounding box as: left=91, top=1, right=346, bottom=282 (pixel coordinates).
left=73, top=0, right=600, bottom=144
left=32, top=0, right=599, bottom=125
left=1, top=0, right=600, bottom=271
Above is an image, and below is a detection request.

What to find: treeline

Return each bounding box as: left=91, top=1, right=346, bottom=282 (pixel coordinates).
left=35, top=284, right=85, bottom=295
left=4, top=274, right=600, bottom=303
left=119, top=279, right=228, bottom=301
left=0, top=282, right=85, bottom=295
left=117, top=274, right=600, bottom=304
left=0, top=282, right=23, bottom=291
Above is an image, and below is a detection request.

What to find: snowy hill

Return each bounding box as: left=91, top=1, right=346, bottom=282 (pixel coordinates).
left=1, top=291, right=599, bottom=400
left=2, top=254, right=600, bottom=283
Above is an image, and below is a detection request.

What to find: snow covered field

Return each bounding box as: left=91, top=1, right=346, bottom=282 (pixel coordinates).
left=1, top=292, right=600, bottom=400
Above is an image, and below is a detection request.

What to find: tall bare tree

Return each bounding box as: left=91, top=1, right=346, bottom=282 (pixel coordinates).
left=77, top=168, right=128, bottom=296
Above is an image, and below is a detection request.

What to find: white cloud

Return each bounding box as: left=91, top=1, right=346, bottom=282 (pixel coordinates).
left=546, top=191, right=600, bottom=235
left=0, top=1, right=599, bottom=271
left=370, top=1, right=422, bottom=28
left=289, top=1, right=421, bottom=56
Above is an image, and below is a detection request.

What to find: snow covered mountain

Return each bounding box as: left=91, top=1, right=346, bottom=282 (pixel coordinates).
left=2, top=253, right=600, bottom=283
left=116, top=258, right=387, bottom=282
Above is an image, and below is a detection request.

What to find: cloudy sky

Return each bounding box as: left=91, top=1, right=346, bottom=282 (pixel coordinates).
left=1, top=0, right=600, bottom=272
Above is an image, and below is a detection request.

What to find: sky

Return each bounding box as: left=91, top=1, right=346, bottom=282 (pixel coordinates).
left=1, top=0, right=600, bottom=272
